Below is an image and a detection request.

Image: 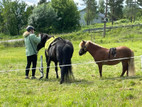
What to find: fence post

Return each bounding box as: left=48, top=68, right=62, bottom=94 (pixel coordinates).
left=39, top=55, right=44, bottom=79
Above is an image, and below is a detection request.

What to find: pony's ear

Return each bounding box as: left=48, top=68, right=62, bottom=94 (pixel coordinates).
left=82, top=40, right=85, bottom=43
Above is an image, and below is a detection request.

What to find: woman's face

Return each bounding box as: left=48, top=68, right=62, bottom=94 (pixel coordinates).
left=31, top=29, right=34, bottom=33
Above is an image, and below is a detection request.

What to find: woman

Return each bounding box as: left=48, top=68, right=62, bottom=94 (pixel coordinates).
left=23, top=26, right=41, bottom=79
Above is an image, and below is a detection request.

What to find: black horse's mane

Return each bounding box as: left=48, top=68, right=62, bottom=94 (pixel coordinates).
left=41, top=33, right=52, bottom=39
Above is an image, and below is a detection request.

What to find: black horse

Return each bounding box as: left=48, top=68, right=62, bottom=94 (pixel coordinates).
left=37, top=33, right=74, bottom=84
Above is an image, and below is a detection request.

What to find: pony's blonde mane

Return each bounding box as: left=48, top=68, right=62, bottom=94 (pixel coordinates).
left=79, top=40, right=103, bottom=49
left=87, top=41, right=103, bottom=47
left=80, top=40, right=103, bottom=48
left=79, top=41, right=85, bottom=48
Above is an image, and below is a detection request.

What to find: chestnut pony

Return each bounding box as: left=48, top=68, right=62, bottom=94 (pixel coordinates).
left=79, top=40, right=135, bottom=77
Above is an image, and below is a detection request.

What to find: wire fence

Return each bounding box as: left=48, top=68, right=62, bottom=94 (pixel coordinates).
left=0, top=55, right=142, bottom=73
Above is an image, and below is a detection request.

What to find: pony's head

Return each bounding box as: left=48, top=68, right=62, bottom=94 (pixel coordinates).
left=37, top=33, right=52, bottom=51
left=79, top=40, right=88, bottom=56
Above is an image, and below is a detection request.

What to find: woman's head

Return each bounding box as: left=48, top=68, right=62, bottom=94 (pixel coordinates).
left=26, top=25, right=35, bottom=32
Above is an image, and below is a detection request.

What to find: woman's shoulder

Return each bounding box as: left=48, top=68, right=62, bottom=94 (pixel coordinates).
left=29, top=33, right=36, bottom=36
left=29, top=33, right=37, bottom=38
left=23, top=31, right=30, bottom=37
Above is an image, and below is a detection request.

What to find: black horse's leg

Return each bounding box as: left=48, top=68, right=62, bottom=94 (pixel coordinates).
left=58, top=59, right=64, bottom=84
left=60, top=66, right=66, bottom=84
left=98, top=64, right=102, bottom=77
left=120, top=61, right=128, bottom=77
left=54, top=62, right=59, bottom=78
left=46, top=58, right=51, bottom=79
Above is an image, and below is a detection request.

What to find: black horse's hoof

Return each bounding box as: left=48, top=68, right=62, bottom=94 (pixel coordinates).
left=60, top=81, right=63, bottom=84
left=39, top=76, right=43, bottom=80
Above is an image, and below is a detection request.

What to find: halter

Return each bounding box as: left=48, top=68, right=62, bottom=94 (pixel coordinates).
left=82, top=45, right=87, bottom=51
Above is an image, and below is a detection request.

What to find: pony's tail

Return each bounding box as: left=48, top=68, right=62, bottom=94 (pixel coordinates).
left=128, top=51, right=135, bottom=76
left=64, top=60, right=74, bottom=82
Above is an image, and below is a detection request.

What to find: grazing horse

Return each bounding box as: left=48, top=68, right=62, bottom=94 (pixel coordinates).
left=37, top=33, right=74, bottom=84
left=79, top=40, right=135, bottom=77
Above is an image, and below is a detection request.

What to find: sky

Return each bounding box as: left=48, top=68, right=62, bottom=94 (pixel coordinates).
left=0, top=0, right=100, bottom=10
left=24, top=0, right=86, bottom=10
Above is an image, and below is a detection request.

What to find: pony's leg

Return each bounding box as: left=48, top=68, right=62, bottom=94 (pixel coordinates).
left=120, top=61, right=128, bottom=77
left=98, top=64, right=103, bottom=77
left=54, top=62, right=59, bottom=78
left=126, top=62, right=129, bottom=76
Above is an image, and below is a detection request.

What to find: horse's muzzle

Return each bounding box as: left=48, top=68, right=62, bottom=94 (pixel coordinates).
left=79, top=51, right=83, bottom=56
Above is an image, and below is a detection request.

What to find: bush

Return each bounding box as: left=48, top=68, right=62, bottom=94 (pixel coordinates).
left=114, top=19, right=130, bottom=24
left=1, top=40, right=25, bottom=47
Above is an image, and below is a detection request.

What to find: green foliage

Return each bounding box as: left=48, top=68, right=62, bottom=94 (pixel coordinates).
left=24, top=5, right=35, bottom=27
left=28, top=3, right=57, bottom=33
left=51, top=0, right=80, bottom=32
left=138, top=0, right=142, bottom=6
left=0, top=0, right=27, bottom=35
left=124, top=0, right=139, bottom=22
left=0, top=0, right=142, bottom=36
left=0, top=40, right=24, bottom=47
left=114, top=19, right=130, bottom=24
left=38, top=0, right=47, bottom=5
left=98, top=0, right=105, bottom=14
left=108, top=0, right=124, bottom=24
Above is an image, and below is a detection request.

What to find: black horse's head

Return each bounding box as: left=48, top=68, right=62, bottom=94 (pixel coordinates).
left=37, top=33, right=52, bottom=51
left=79, top=40, right=88, bottom=56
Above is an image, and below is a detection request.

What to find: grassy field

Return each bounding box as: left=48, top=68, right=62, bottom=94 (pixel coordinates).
left=0, top=24, right=142, bottom=106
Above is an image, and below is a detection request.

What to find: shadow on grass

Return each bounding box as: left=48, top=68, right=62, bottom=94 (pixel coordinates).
left=73, top=79, right=94, bottom=85
left=38, top=77, right=59, bottom=82
left=102, top=76, right=142, bottom=81
left=38, top=77, right=94, bottom=85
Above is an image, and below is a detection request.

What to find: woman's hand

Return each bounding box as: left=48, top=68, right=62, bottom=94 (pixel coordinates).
left=38, top=33, right=41, bottom=37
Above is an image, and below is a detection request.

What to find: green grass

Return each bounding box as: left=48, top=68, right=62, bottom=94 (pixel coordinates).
left=0, top=24, right=142, bottom=106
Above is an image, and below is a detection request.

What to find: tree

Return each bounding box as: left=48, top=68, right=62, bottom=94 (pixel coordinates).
left=24, top=5, right=35, bottom=26
left=28, top=3, right=57, bottom=33
left=107, top=0, right=124, bottom=25
left=83, top=0, right=97, bottom=25
left=0, top=3, right=4, bottom=33
left=38, top=0, right=47, bottom=5
left=0, top=0, right=27, bottom=35
left=11, top=1, right=27, bottom=35
left=51, top=0, right=80, bottom=32
left=124, top=0, right=139, bottom=22
left=137, top=0, right=142, bottom=6
left=98, top=0, right=105, bottom=14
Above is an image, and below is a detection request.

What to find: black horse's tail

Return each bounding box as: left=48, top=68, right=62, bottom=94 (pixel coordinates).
left=64, top=59, right=74, bottom=82
left=60, top=42, right=74, bottom=84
